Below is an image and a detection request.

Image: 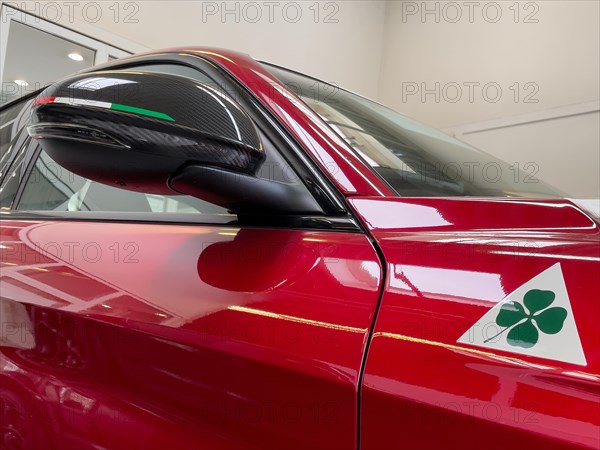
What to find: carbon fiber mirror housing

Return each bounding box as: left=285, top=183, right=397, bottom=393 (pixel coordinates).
left=28, top=71, right=265, bottom=196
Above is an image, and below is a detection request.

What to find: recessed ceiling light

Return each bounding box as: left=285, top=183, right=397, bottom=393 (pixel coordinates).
left=14, top=79, right=28, bottom=86
left=68, top=52, right=84, bottom=62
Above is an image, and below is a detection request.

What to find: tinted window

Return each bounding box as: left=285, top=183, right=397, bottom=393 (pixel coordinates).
left=0, top=137, right=31, bottom=210
left=16, top=148, right=227, bottom=214
left=0, top=98, right=32, bottom=177
left=265, top=64, right=562, bottom=198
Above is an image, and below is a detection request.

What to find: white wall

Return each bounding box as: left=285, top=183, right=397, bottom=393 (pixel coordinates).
left=379, top=1, right=599, bottom=128
left=379, top=1, right=599, bottom=197
left=2, top=1, right=387, bottom=99
left=450, top=102, right=600, bottom=198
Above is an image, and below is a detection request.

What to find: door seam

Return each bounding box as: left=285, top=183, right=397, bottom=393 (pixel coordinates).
left=355, top=231, right=387, bottom=450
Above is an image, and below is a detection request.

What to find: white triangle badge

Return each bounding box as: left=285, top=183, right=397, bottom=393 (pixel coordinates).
left=457, top=263, right=586, bottom=366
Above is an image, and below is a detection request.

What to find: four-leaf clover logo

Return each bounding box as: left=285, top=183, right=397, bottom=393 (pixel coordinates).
left=484, top=289, right=568, bottom=348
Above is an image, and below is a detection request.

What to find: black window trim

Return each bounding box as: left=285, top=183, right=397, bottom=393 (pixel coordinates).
left=0, top=53, right=361, bottom=232
left=0, top=210, right=361, bottom=232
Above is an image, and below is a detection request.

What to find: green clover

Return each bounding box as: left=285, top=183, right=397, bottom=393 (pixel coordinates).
left=484, top=289, right=567, bottom=348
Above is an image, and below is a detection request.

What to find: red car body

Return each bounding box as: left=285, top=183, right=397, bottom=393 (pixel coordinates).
left=0, top=48, right=598, bottom=450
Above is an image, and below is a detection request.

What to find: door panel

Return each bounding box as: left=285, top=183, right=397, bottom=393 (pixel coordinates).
left=0, top=219, right=382, bottom=449
left=352, top=197, right=600, bottom=450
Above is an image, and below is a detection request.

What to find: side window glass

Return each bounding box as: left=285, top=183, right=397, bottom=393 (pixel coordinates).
left=0, top=137, right=31, bottom=210
left=0, top=98, right=33, bottom=177
left=16, top=147, right=226, bottom=214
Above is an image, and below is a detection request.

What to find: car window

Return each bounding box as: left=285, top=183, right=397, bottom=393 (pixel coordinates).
left=16, top=148, right=225, bottom=213
left=265, top=64, right=562, bottom=198
left=0, top=136, right=32, bottom=210
left=0, top=98, right=33, bottom=177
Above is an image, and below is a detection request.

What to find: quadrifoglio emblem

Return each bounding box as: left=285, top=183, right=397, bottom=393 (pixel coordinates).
left=457, top=264, right=586, bottom=366
left=486, top=289, right=568, bottom=348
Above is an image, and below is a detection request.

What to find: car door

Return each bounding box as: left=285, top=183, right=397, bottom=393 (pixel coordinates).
left=0, top=58, right=383, bottom=450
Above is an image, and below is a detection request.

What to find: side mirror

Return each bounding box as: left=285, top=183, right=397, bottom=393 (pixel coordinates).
left=28, top=71, right=320, bottom=214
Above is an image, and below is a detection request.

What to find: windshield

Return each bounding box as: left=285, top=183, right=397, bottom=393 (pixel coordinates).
left=264, top=64, right=561, bottom=198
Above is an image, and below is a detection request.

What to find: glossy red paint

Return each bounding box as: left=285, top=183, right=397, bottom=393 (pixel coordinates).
left=349, top=197, right=600, bottom=449
left=0, top=220, right=381, bottom=449
left=1, top=48, right=599, bottom=450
